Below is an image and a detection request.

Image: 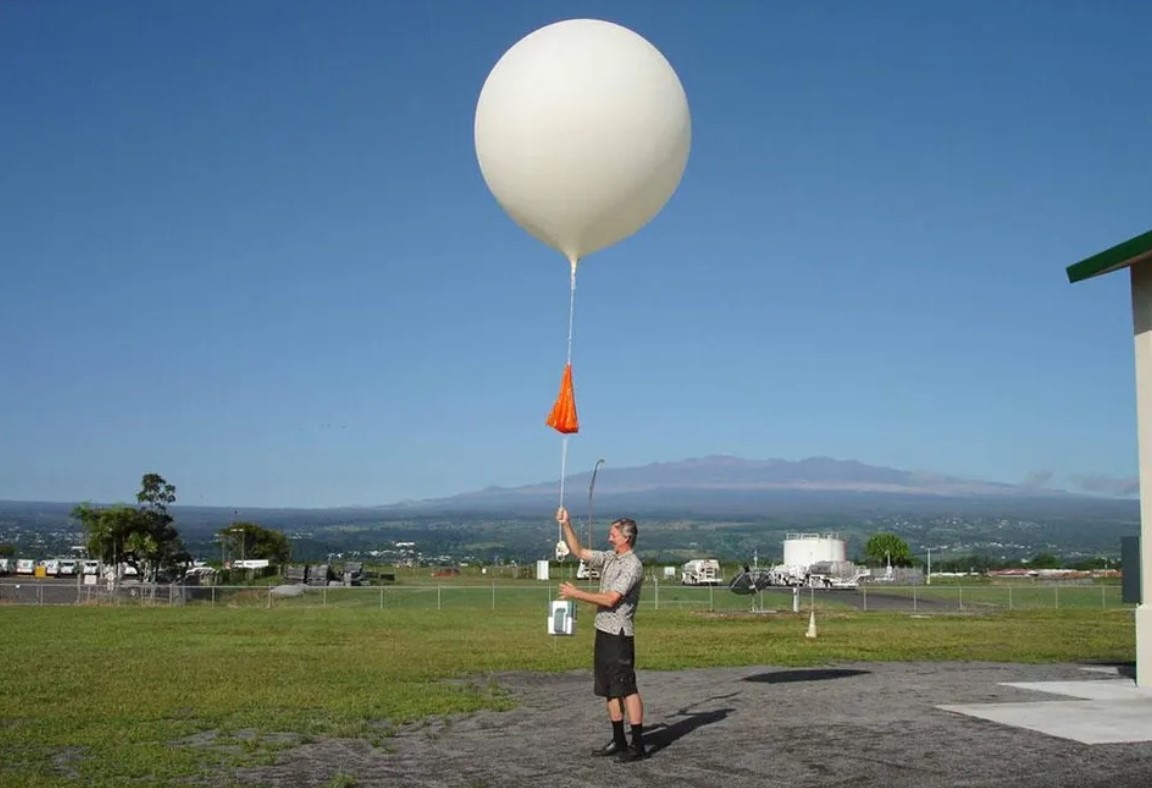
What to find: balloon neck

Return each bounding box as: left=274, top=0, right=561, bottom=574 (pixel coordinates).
left=568, top=257, right=579, bottom=279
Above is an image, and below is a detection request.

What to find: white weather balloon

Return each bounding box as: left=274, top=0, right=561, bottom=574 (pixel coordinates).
left=475, top=19, right=691, bottom=264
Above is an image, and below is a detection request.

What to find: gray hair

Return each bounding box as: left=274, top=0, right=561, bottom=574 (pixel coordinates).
left=612, top=518, right=638, bottom=546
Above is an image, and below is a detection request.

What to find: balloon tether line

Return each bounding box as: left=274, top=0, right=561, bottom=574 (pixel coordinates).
left=565, top=258, right=577, bottom=366
left=557, top=257, right=578, bottom=545
left=557, top=435, right=569, bottom=545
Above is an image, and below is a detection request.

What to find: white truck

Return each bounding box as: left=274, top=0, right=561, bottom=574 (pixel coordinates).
left=805, top=561, right=872, bottom=589
left=576, top=560, right=600, bottom=580
left=681, top=559, right=723, bottom=586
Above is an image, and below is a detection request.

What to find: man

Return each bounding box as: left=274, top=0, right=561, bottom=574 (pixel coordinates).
left=557, top=505, right=647, bottom=762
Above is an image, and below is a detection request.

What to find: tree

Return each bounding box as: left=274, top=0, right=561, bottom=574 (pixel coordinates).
left=864, top=532, right=914, bottom=567
left=74, top=503, right=135, bottom=566
left=0, top=544, right=15, bottom=558
left=134, top=473, right=187, bottom=574
left=72, top=473, right=189, bottom=582
left=137, top=473, right=176, bottom=513
left=1070, top=557, right=1114, bottom=571
left=1027, top=552, right=1062, bottom=569
left=219, top=522, right=291, bottom=565
left=936, top=552, right=1001, bottom=573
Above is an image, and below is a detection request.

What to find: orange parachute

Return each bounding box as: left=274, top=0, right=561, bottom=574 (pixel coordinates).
left=545, top=363, right=579, bottom=434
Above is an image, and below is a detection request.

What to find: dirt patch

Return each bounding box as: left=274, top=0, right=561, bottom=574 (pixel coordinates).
left=50, top=746, right=85, bottom=781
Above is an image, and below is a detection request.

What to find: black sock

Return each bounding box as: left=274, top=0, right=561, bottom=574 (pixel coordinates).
left=630, top=723, right=645, bottom=748
left=612, top=720, right=627, bottom=746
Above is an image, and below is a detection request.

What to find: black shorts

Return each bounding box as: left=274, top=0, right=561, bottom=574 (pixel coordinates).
left=594, top=628, right=638, bottom=698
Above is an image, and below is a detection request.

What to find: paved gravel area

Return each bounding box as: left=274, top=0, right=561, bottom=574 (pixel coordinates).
left=232, top=661, right=1152, bottom=788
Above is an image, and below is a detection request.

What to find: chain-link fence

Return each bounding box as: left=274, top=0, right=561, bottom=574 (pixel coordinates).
left=0, top=579, right=1132, bottom=612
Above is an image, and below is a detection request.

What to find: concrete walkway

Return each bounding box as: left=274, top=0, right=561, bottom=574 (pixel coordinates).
left=940, top=665, right=1152, bottom=745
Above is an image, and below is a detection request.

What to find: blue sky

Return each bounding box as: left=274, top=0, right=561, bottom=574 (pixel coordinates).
left=3, top=1, right=1152, bottom=508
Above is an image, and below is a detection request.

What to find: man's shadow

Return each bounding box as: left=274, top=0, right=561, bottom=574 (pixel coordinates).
left=742, top=668, right=869, bottom=684
left=642, top=693, right=738, bottom=756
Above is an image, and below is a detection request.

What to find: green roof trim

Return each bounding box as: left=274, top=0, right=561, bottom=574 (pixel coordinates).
left=1067, top=228, right=1152, bottom=284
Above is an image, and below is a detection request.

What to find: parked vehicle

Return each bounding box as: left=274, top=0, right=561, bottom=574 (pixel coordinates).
left=681, top=559, right=723, bottom=586
left=576, top=560, right=600, bottom=580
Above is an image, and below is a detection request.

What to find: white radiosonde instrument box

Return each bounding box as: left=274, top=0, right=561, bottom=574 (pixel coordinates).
left=548, top=600, right=577, bottom=636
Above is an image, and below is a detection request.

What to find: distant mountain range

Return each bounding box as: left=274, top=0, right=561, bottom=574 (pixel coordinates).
left=1, top=457, right=1127, bottom=521
left=1, top=456, right=1138, bottom=562
left=380, top=455, right=1085, bottom=516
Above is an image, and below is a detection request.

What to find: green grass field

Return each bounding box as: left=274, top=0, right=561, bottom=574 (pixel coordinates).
left=152, top=577, right=1129, bottom=614
left=0, top=602, right=1136, bottom=785
left=854, top=582, right=1128, bottom=610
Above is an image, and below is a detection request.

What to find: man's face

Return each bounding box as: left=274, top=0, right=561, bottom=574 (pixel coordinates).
left=608, top=524, right=626, bottom=552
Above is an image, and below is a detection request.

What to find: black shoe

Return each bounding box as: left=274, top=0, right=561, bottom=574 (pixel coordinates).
left=616, top=745, right=648, bottom=762
left=593, top=740, right=627, bottom=757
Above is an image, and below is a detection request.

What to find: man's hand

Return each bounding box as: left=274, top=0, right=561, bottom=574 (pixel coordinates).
left=560, top=582, right=619, bottom=610
left=556, top=507, right=582, bottom=561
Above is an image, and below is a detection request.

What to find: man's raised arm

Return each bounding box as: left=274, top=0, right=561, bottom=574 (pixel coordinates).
left=557, top=506, right=591, bottom=561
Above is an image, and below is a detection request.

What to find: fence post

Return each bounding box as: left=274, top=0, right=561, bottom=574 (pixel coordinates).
left=323, top=587, right=327, bottom=607
left=212, top=586, right=216, bottom=607
left=1055, top=583, right=1059, bottom=610
left=491, top=582, right=495, bottom=611
left=654, top=577, right=659, bottom=611
left=709, top=584, right=713, bottom=612
left=862, top=584, right=867, bottom=612
left=1008, top=585, right=1013, bottom=610
left=380, top=586, right=384, bottom=610
left=912, top=585, right=917, bottom=612
left=958, top=584, right=963, bottom=611
left=1102, top=584, right=1107, bottom=609
left=267, top=587, right=272, bottom=609
left=437, top=585, right=442, bottom=611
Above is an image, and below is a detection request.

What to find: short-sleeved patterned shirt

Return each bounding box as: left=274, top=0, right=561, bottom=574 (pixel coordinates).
left=584, top=549, right=644, bottom=636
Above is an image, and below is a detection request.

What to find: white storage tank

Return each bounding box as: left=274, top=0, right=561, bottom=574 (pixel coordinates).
left=783, top=533, right=847, bottom=567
